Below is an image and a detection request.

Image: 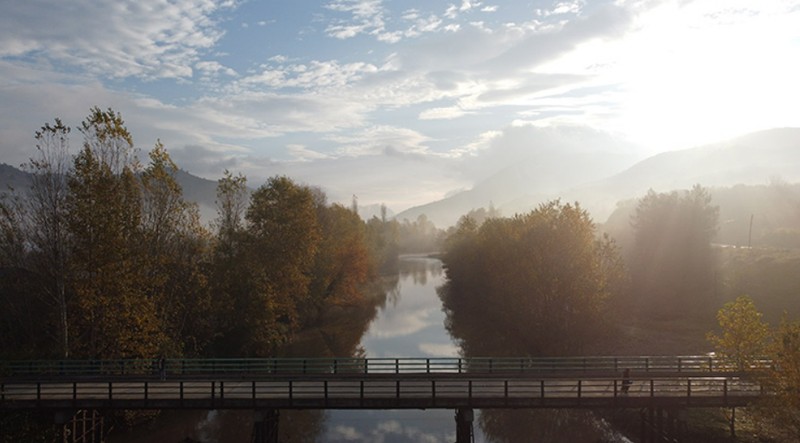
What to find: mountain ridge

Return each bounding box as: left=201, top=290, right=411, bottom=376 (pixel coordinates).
left=397, top=128, right=800, bottom=227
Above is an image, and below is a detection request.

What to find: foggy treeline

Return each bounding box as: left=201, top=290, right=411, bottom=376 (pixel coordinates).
left=437, top=183, right=800, bottom=441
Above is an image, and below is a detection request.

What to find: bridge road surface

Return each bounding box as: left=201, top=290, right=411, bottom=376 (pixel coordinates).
left=0, top=374, right=762, bottom=410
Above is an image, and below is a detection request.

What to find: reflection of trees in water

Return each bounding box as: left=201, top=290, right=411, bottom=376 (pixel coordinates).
left=439, top=282, right=627, bottom=443
left=129, top=281, right=389, bottom=443
left=398, top=256, right=443, bottom=286
left=480, top=409, right=625, bottom=443
left=279, top=410, right=325, bottom=442
left=275, top=280, right=390, bottom=439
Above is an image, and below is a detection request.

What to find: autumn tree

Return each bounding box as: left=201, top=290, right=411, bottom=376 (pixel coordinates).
left=441, top=201, right=624, bottom=356
left=305, top=201, right=373, bottom=324
left=208, top=171, right=250, bottom=355
left=140, top=142, right=211, bottom=355
left=758, top=318, right=800, bottom=438
left=707, top=295, right=770, bottom=370
left=709, top=301, right=800, bottom=439
left=67, top=107, right=164, bottom=358
left=211, top=176, right=322, bottom=356
left=244, top=176, right=320, bottom=354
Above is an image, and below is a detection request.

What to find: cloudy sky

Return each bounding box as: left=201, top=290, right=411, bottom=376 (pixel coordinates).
left=1, top=0, right=799, bottom=212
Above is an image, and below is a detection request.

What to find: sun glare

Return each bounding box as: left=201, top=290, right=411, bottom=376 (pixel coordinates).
left=539, top=1, right=800, bottom=151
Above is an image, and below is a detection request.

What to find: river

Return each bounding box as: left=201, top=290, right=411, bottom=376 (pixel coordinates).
left=114, top=254, right=630, bottom=442
left=318, top=254, right=488, bottom=443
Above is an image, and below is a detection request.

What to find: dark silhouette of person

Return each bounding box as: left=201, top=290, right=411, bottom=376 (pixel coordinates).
left=159, top=356, right=167, bottom=381
left=621, top=368, right=631, bottom=394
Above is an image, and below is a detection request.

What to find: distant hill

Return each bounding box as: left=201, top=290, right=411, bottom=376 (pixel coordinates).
left=397, top=148, right=639, bottom=227
left=0, top=164, right=222, bottom=225
left=0, top=166, right=395, bottom=226
left=398, top=128, right=800, bottom=227
left=0, top=163, right=32, bottom=192
left=172, top=169, right=220, bottom=224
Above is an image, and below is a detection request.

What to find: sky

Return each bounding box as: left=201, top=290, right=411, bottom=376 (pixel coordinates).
left=1, top=0, right=799, bottom=212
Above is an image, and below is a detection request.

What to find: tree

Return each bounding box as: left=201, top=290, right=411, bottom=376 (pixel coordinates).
left=243, top=176, right=321, bottom=354
left=758, top=318, right=800, bottom=438
left=208, top=171, right=250, bottom=356
left=25, top=120, right=73, bottom=357
left=140, top=142, right=211, bottom=355
left=67, top=107, right=164, bottom=358
left=306, top=203, right=372, bottom=322
left=365, top=210, right=399, bottom=274
left=707, top=295, right=769, bottom=370
left=630, top=185, right=719, bottom=317
left=213, top=169, right=248, bottom=251
left=0, top=120, right=74, bottom=357
left=211, top=176, right=322, bottom=356
left=441, top=201, right=624, bottom=356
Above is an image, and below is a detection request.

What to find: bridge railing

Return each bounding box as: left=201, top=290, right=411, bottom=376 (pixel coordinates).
left=0, top=356, right=772, bottom=379
left=0, top=375, right=764, bottom=410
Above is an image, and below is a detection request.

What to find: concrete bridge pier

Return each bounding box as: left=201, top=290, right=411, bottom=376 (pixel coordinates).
left=455, top=408, right=474, bottom=443
left=251, top=409, right=279, bottom=443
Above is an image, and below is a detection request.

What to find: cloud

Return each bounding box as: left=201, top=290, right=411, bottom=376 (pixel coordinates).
left=195, top=61, right=238, bottom=78
left=240, top=60, right=379, bottom=89
left=287, top=144, right=331, bottom=161
left=324, top=0, right=389, bottom=40
left=418, top=342, right=460, bottom=357
left=0, top=0, right=236, bottom=80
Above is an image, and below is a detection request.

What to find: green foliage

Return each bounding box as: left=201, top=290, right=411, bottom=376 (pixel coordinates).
left=706, top=295, right=770, bottom=370
left=441, top=200, right=623, bottom=356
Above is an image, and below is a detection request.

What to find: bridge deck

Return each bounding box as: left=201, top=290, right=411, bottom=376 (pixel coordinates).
left=0, top=356, right=766, bottom=410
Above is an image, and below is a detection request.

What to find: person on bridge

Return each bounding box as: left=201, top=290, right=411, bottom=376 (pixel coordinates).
left=621, top=368, right=631, bottom=394
left=159, top=356, right=167, bottom=381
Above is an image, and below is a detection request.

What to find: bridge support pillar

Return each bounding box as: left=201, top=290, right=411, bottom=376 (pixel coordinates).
left=455, top=408, right=474, bottom=443
left=252, top=409, right=279, bottom=443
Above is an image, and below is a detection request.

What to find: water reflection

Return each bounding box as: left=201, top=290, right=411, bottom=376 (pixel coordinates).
left=439, top=277, right=633, bottom=443
left=114, top=255, right=470, bottom=442
left=360, top=255, right=457, bottom=357
left=319, top=255, right=467, bottom=442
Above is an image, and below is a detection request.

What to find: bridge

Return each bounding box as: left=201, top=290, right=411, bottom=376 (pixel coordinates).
left=1, top=356, right=768, bottom=442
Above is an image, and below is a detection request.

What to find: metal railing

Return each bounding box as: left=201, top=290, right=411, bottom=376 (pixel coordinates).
left=0, top=355, right=772, bottom=379
left=0, top=375, right=763, bottom=410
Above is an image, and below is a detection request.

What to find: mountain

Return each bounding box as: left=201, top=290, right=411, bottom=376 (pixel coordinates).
left=0, top=164, right=222, bottom=225
left=570, top=128, right=800, bottom=219
left=173, top=169, right=220, bottom=224
left=0, top=163, right=32, bottom=191
left=397, top=128, right=800, bottom=227
left=397, top=148, right=640, bottom=227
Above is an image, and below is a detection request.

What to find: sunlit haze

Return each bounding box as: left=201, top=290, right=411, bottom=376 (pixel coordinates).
left=1, top=0, right=799, bottom=213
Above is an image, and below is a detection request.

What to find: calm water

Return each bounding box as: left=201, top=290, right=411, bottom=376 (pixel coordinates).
left=319, top=254, right=489, bottom=443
